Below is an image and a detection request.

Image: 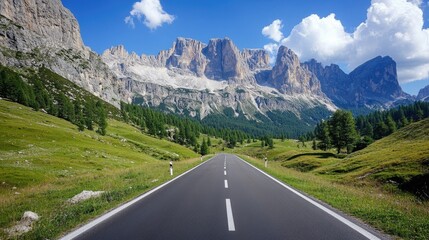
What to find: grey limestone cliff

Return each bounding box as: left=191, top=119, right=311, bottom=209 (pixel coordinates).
left=0, top=0, right=126, bottom=106
left=269, top=46, right=323, bottom=96
left=303, top=56, right=411, bottom=109
left=417, top=85, right=429, bottom=102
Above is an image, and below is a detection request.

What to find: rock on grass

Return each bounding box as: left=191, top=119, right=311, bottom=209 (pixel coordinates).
left=67, top=190, right=105, bottom=204
left=6, top=211, right=39, bottom=237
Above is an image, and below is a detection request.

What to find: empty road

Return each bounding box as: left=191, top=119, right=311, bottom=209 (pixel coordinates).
left=62, top=154, right=384, bottom=240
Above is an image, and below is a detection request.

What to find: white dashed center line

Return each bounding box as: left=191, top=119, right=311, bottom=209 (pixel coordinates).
left=225, top=199, right=236, bottom=231
left=224, top=179, right=228, bottom=189
left=224, top=170, right=227, bottom=176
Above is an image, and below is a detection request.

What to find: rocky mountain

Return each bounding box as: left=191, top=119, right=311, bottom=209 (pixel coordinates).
left=268, top=46, right=323, bottom=96
left=303, top=56, right=411, bottom=110
left=417, top=85, right=429, bottom=102
left=0, top=0, right=126, bottom=106
left=101, top=38, right=335, bottom=121
left=0, top=0, right=416, bottom=136
left=303, top=59, right=351, bottom=106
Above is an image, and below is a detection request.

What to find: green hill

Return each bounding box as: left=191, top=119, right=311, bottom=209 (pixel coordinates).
left=233, top=119, right=429, bottom=239
left=0, top=99, right=200, bottom=239
left=318, top=118, right=429, bottom=198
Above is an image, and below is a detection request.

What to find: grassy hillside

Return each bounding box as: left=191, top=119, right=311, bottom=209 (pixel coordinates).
left=232, top=119, right=429, bottom=239
left=318, top=118, right=429, bottom=194
left=0, top=99, right=201, bottom=239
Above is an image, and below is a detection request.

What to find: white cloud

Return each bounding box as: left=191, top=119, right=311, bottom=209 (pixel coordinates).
left=262, top=19, right=284, bottom=42
left=407, top=0, right=423, bottom=6
left=263, top=43, right=279, bottom=64
left=125, top=0, right=175, bottom=30
left=124, top=16, right=135, bottom=28
left=351, top=0, right=429, bottom=82
left=262, top=0, right=429, bottom=83
left=281, top=14, right=353, bottom=64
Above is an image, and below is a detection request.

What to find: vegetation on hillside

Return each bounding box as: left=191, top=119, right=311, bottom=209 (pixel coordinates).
left=202, top=106, right=331, bottom=139
left=0, top=65, right=251, bottom=152
left=0, top=100, right=202, bottom=239
left=0, top=65, right=110, bottom=135
left=233, top=119, right=429, bottom=239
left=308, top=102, right=429, bottom=153
left=120, top=102, right=250, bottom=151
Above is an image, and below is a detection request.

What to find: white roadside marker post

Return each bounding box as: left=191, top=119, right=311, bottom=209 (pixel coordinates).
left=169, top=161, right=173, bottom=176
left=264, top=157, right=268, bottom=168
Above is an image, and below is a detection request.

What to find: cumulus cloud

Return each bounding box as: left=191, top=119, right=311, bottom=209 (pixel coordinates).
left=262, top=19, right=284, bottom=42
left=407, top=0, right=423, bottom=6
left=263, top=43, right=279, bottom=64
left=262, top=0, right=429, bottom=83
left=281, top=14, right=353, bottom=64
left=351, top=0, right=429, bottom=82
left=125, top=0, right=175, bottom=30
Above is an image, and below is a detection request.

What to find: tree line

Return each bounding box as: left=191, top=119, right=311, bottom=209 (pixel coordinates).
left=120, top=102, right=251, bottom=153
left=0, top=66, right=107, bottom=135
left=311, top=102, right=429, bottom=154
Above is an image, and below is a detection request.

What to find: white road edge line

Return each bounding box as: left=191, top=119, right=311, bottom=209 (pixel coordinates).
left=226, top=199, right=236, bottom=231
left=60, top=157, right=214, bottom=240
left=224, top=179, right=229, bottom=188
left=237, top=156, right=380, bottom=240
left=224, top=170, right=227, bottom=176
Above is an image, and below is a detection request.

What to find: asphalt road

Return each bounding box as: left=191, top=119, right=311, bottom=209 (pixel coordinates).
left=63, top=154, right=384, bottom=240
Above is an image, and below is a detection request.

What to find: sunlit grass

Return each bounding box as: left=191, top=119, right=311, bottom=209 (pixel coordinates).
left=239, top=155, right=429, bottom=240
left=232, top=120, right=429, bottom=240
left=0, top=100, right=201, bottom=239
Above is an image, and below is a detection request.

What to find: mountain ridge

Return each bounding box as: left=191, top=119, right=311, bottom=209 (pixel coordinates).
left=0, top=0, right=415, bottom=136
left=417, top=85, right=429, bottom=102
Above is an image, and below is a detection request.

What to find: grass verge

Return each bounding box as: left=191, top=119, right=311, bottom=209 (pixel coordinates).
left=237, top=154, right=429, bottom=239
left=0, top=100, right=202, bottom=239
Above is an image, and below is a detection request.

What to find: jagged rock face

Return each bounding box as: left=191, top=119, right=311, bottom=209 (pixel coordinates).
left=166, top=38, right=207, bottom=77
left=0, top=0, right=126, bottom=107
left=417, top=85, right=429, bottom=102
left=202, top=38, right=249, bottom=81
left=270, top=46, right=322, bottom=95
left=104, top=38, right=255, bottom=83
left=126, top=80, right=262, bottom=119
left=304, top=56, right=411, bottom=109
left=241, top=49, right=270, bottom=71
left=0, top=0, right=84, bottom=51
left=349, top=56, right=404, bottom=101
left=303, top=59, right=351, bottom=106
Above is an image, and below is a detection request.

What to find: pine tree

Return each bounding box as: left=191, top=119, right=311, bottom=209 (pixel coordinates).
left=84, top=100, right=94, bottom=130
left=200, top=138, right=209, bottom=155
left=190, top=134, right=197, bottom=147
left=361, top=120, right=374, bottom=138
left=329, top=110, right=358, bottom=154
left=193, top=143, right=199, bottom=153
left=268, top=138, right=274, bottom=149
left=374, top=121, right=388, bottom=139
left=95, top=101, right=107, bottom=136
left=315, top=121, right=330, bottom=151
left=386, top=114, right=397, bottom=134
left=207, top=137, right=211, bottom=147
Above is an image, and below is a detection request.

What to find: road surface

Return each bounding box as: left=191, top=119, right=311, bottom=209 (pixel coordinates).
left=62, top=154, right=384, bottom=240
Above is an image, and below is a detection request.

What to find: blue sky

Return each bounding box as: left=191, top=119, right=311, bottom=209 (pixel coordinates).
left=62, top=0, right=429, bottom=95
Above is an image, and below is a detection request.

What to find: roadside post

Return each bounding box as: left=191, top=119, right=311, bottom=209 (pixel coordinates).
left=264, top=157, right=268, bottom=168
left=169, top=161, right=173, bottom=176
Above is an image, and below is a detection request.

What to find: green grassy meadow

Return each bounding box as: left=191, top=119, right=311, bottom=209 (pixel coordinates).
left=2, top=97, right=429, bottom=239
left=232, top=119, right=429, bottom=239
left=0, top=99, right=201, bottom=239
